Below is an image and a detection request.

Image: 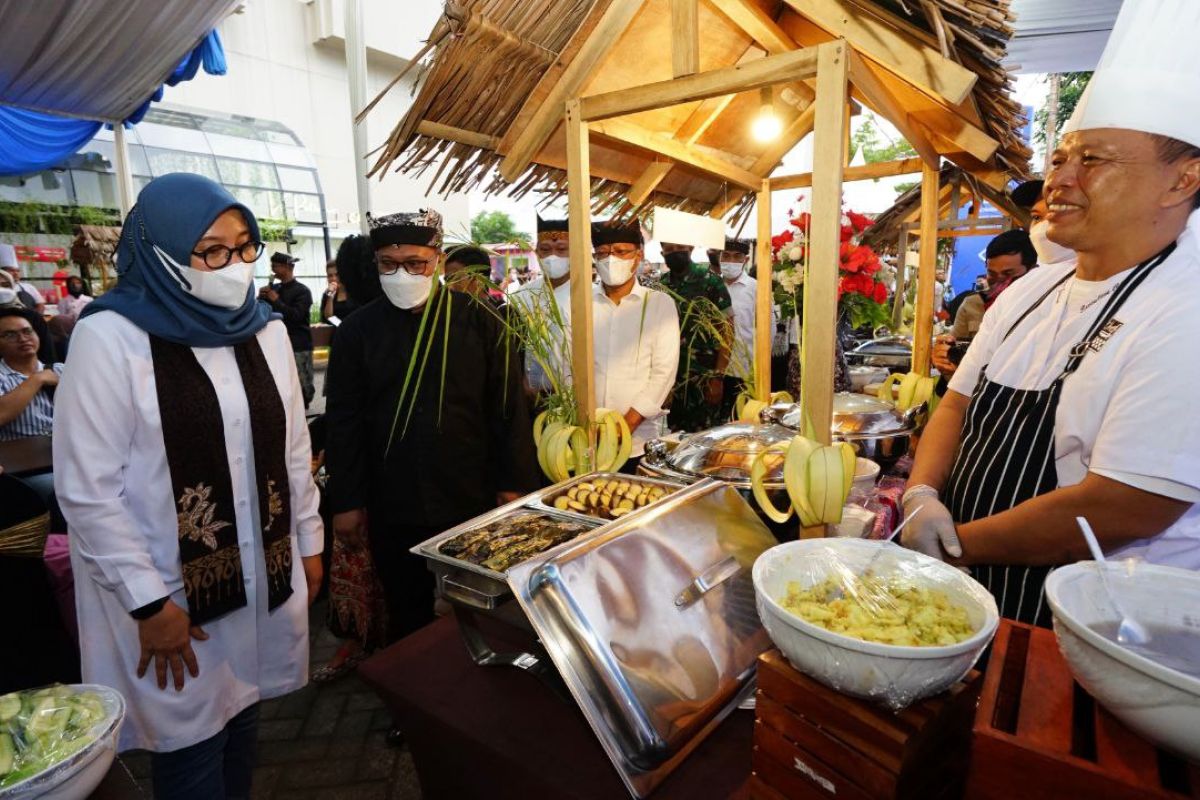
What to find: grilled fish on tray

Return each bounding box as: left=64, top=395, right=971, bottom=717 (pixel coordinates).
left=439, top=511, right=594, bottom=572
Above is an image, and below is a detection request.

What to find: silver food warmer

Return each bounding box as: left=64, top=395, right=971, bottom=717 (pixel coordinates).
left=765, top=391, right=918, bottom=469
left=845, top=335, right=912, bottom=368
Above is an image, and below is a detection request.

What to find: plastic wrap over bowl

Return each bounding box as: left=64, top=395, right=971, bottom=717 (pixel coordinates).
left=0, top=684, right=125, bottom=800
left=753, top=539, right=998, bottom=709
left=1045, top=561, right=1200, bottom=762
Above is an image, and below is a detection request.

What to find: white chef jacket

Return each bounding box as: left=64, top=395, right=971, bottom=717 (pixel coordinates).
left=53, top=312, right=323, bottom=753
left=511, top=276, right=573, bottom=391
left=725, top=272, right=778, bottom=381
left=948, top=219, right=1200, bottom=569
left=591, top=281, right=680, bottom=454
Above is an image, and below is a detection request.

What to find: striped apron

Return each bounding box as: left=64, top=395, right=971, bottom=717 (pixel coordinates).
left=943, top=244, right=1173, bottom=626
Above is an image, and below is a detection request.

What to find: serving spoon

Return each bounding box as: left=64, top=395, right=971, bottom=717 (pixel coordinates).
left=1075, top=516, right=1149, bottom=646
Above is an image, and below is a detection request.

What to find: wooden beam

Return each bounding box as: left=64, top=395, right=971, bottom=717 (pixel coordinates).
left=671, top=0, right=700, bottom=77
left=770, top=156, right=922, bottom=190
left=416, top=120, right=500, bottom=151
left=580, top=47, right=819, bottom=121
left=846, top=49, right=939, bottom=167
left=626, top=161, right=675, bottom=206
left=782, top=0, right=977, bottom=106
left=911, top=163, right=939, bottom=375
left=705, top=0, right=816, bottom=105
left=801, top=40, right=848, bottom=453
left=566, top=99, right=596, bottom=429
left=750, top=102, right=816, bottom=177
left=891, top=229, right=908, bottom=329
left=710, top=189, right=749, bottom=219
left=589, top=118, right=761, bottom=189
left=755, top=179, right=773, bottom=400
left=498, top=0, right=645, bottom=183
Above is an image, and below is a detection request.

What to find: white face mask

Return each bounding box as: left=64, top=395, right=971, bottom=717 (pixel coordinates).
left=154, top=245, right=254, bottom=310
left=0, top=287, right=16, bottom=306
left=595, top=255, right=636, bottom=287
left=1029, top=220, right=1075, bottom=265
left=380, top=270, right=433, bottom=309
left=541, top=255, right=570, bottom=280
left=720, top=261, right=744, bottom=280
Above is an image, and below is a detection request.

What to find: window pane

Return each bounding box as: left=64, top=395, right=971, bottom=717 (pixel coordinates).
left=206, top=132, right=272, bottom=162
left=199, top=117, right=259, bottom=139
left=217, top=158, right=280, bottom=189
left=284, top=192, right=322, bottom=222
left=71, top=170, right=120, bottom=208
left=144, top=148, right=220, bottom=181
left=267, top=143, right=313, bottom=167
left=135, top=122, right=208, bottom=152
left=277, top=166, right=317, bottom=193
left=230, top=187, right=285, bottom=220
left=0, top=171, right=70, bottom=204
left=260, top=129, right=299, bottom=146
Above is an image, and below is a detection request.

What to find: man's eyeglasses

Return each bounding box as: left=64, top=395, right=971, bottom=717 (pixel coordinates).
left=191, top=241, right=266, bottom=269
left=0, top=327, right=36, bottom=342
left=378, top=256, right=437, bottom=276
left=594, top=246, right=640, bottom=259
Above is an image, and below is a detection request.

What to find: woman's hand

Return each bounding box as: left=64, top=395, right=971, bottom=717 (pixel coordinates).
left=136, top=601, right=208, bottom=691
left=302, top=555, right=323, bottom=606
left=931, top=334, right=957, bottom=377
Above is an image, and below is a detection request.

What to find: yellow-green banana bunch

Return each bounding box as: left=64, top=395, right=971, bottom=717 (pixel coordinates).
left=734, top=391, right=794, bottom=423
left=533, top=407, right=632, bottom=482
left=877, top=371, right=939, bottom=415
left=749, top=435, right=856, bottom=527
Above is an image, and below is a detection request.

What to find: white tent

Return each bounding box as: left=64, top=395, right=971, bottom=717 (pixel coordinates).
left=1008, top=0, right=1124, bottom=74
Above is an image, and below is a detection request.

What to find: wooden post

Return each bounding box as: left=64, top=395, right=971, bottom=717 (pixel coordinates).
left=911, top=163, right=940, bottom=375
left=799, top=41, right=848, bottom=540
left=754, top=179, right=772, bottom=401
left=671, top=0, right=699, bottom=77
left=566, top=99, right=596, bottom=430
left=891, top=229, right=908, bottom=330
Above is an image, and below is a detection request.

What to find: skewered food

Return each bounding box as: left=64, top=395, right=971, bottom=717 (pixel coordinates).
left=439, top=512, right=594, bottom=572
left=547, top=477, right=673, bottom=520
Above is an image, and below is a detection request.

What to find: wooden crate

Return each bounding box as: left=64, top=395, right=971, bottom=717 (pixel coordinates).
left=967, top=620, right=1200, bottom=800
left=751, top=649, right=981, bottom=800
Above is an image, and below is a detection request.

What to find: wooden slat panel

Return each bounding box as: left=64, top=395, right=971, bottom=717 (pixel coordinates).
left=753, top=741, right=876, bottom=800
left=1013, top=623, right=1075, bottom=753
left=1093, top=705, right=1163, bottom=788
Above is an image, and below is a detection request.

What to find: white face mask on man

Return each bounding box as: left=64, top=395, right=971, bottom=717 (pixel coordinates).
left=154, top=245, right=254, bottom=310
left=595, top=255, right=636, bottom=287
left=719, top=261, right=744, bottom=280
left=1029, top=220, right=1075, bottom=265
left=380, top=270, right=433, bottom=309
left=540, top=255, right=570, bottom=280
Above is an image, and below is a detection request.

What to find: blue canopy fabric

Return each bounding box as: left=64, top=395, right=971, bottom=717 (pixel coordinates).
left=0, top=30, right=227, bottom=176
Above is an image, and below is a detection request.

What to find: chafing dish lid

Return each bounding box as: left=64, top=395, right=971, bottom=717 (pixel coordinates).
left=777, top=391, right=911, bottom=436
left=662, top=421, right=794, bottom=482
left=850, top=336, right=912, bottom=357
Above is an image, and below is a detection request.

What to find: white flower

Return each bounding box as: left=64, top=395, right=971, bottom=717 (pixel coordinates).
left=840, top=213, right=851, bottom=228
left=788, top=246, right=803, bottom=262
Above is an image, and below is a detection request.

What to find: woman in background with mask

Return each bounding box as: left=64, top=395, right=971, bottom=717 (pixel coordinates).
left=0, top=269, right=55, bottom=365
left=53, top=173, right=324, bottom=798
left=590, top=221, right=680, bottom=463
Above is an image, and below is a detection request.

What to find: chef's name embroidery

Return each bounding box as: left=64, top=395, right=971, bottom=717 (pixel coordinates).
left=1088, top=318, right=1123, bottom=353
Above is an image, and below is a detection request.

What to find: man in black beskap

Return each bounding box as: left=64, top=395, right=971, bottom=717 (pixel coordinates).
left=259, top=251, right=315, bottom=407
left=324, top=209, right=538, bottom=645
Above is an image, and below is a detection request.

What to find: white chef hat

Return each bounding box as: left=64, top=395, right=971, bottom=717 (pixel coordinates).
left=0, top=244, right=17, bottom=270
left=1063, top=0, right=1200, bottom=149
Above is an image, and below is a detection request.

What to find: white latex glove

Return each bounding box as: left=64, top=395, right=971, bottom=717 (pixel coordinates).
left=899, top=492, right=962, bottom=561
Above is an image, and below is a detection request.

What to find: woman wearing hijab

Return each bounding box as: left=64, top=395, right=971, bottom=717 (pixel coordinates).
left=53, top=173, right=323, bottom=799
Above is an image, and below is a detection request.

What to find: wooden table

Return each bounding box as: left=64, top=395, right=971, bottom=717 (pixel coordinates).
left=357, top=614, right=753, bottom=800
left=0, top=435, right=53, bottom=477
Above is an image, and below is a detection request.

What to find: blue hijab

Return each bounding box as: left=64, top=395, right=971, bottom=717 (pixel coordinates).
left=83, top=173, right=274, bottom=347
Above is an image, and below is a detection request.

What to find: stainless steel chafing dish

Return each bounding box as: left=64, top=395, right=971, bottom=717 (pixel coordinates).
left=845, top=335, right=913, bottom=368
left=508, top=478, right=776, bottom=797
left=767, top=391, right=917, bottom=468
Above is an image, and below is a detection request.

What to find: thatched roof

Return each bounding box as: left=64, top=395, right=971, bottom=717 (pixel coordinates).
left=71, top=225, right=122, bottom=289
left=859, top=165, right=1028, bottom=250
left=367, top=0, right=1031, bottom=221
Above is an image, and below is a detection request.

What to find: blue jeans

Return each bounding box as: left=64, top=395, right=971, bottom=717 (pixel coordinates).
left=150, top=703, right=260, bottom=800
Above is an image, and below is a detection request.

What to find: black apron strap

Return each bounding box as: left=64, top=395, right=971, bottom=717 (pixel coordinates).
left=999, top=271, right=1073, bottom=344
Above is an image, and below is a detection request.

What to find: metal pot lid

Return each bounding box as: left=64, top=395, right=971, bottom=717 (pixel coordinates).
left=777, top=392, right=911, bottom=436
left=663, top=421, right=794, bottom=483
left=850, top=337, right=912, bottom=357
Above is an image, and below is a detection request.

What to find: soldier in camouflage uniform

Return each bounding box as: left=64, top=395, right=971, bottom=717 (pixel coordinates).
left=659, top=242, right=733, bottom=433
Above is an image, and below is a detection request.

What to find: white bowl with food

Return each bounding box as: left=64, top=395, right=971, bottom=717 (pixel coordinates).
left=0, top=684, right=125, bottom=800
left=1045, top=561, right=1200, bottom=762
left=852, top=457, right=881, bottom=494
left=753, top=538, right=998, bottom=708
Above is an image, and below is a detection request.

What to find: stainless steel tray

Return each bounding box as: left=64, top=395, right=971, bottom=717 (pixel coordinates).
left=507, top=478, right=777, bottom=798
left=530, top=471, right=686, bottom=523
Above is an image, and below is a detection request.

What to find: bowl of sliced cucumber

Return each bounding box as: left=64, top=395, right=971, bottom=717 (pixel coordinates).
left=0, top=684, right=125, bottom=800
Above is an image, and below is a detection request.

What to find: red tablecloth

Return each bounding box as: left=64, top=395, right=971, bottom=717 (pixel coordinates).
left=357, top=614, right=753, bottom=800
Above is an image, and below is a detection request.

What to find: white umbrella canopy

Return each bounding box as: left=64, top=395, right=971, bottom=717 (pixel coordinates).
left=0, top=0, right=238, bottom=122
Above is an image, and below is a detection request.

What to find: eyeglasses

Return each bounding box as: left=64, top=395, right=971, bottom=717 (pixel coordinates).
left=0, top=327, right=36, bottom=342
left=191, top=241, right=266, bottom=269
left=594, top=246, right=640, bottom=259
left=377, top=256, right=437, bottom=276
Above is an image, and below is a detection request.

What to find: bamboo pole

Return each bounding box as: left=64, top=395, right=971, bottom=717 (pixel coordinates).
left=566, top=99, right=596, bottom=429
left=799, top=41, right=848, bottom=539
left=911, top=163, right=940, bottom=375
left=754, top=179, right=772, bottom=401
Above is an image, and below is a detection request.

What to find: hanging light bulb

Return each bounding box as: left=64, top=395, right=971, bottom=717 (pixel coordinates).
left=752, top=87, right=783, bottom=142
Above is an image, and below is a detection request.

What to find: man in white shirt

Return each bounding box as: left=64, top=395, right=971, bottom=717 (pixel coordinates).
left=0, top=244, right=44, bottom=314
left=591, top=221, right=679, bottom=458
left=0, top=307, right=62, bottom=441
left=513, top=217, right=575, bottom=394
left=901, top=0, right=1200, bottom=626
left=718, top=237, right=776, bottom=415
